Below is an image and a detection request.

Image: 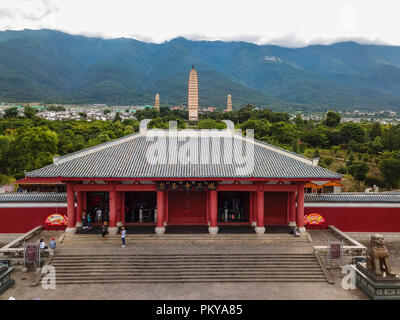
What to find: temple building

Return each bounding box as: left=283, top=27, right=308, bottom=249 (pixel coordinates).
left=16, top=120, right=343, bottom=235
left=154, top=93, right=160, bottom=111
left=188, top=65, right=199, bottom=121
left=227, top=94, right=232, bottom=112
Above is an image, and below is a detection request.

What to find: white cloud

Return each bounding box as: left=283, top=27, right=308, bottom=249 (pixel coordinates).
left=0, top=0, right=399, bottom=47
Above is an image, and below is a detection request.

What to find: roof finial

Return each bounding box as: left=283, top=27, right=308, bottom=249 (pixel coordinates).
left=192, top=64, right=195, bottom=70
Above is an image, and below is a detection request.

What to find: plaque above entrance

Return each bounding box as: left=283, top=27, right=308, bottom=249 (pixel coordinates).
left=157, top=181, right=218, bottom=191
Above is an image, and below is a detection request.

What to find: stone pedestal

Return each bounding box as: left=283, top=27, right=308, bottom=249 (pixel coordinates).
left=155, top=227, right=165, bottom=235
left=288, top=221, right=296, bottom=227
left=116, top=221, right=123, bottom=227
left=65, top=227, right=76, bottom=234
left=251, top=221, right=257, bottom=227
left=208, top=227, right=219, bottom=235
left=108, top=227, right=118, bottom=235
left=298, top=226, right=306, bottom=233
left=255, top=227, right=265, bottom=234
left=0, top=267, right=15, bottom=295
left=356, top=263, right=400, bottom=300
left=75, top=222, right=83, bottom=228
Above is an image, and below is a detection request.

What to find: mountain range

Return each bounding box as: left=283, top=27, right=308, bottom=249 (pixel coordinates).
left=1, top=29, right=400, bottom=111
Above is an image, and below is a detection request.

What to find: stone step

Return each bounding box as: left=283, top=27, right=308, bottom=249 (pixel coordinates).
left=53, top=274, right=327, bottom=280
left=53, top=278, right=327, bottom=284
left=39, top=252, right=327, bottom=284
left=51, top=253, right=316, bottom=259
left=51, top=261, right=318, bottom=266
left=67, top=233, right=300, bottom=237
left=51, top=256, right=317, bottom=260
left=51, top=261, right=316, bottom=267
left=56, top=269, right=323, bottom=277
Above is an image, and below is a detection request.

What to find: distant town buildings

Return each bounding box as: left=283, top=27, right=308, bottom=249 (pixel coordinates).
left=188, top=65, right=199, bottom=121
left=155, top=93, right=160, bottom=111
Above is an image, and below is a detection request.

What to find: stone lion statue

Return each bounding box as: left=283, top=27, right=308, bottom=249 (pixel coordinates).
left=366, top=234, right=396, bottom=277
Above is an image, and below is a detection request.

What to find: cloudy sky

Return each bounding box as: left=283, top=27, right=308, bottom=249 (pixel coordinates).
left=0, top=0, right=399, bottom=47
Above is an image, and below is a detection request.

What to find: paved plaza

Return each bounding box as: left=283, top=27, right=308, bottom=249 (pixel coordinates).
left=2, top=229, right=399, bottom=300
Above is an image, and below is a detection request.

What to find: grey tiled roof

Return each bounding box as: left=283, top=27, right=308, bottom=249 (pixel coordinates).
left=26, top=132, right=342, bottom=180
left=305, top=193, right=400, bottom=203
left=0, top=193, right=67, bottom=203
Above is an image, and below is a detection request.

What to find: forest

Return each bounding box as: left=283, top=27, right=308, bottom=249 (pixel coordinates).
left=1, top=105, right=400, bottom=192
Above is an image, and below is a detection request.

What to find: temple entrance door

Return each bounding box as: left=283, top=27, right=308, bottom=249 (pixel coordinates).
left=124, top=192, right=157, bottom=223
left=264, top=192, right=287, bottom=225
left=168, top=191, right=207, bottom=224
left=218, top=191, right=250, bottom=223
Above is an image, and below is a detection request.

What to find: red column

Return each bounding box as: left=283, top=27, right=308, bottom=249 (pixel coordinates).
left=83, top=191, right=87, bottom=213
left=116, top=191, right=122, bottom=226
left=119, top=191, right=124, bottom=225
left=249, top=192, right=253, bottom=224
left=76, top=191, right=83, bottom=227
left=206, top=192, right=210, bottom=224
left=109, top=188, right=118, bottom=233
left=252, top=191, right=258, bottom=226
left=209, top=190, right=218, bottom=234
left=289, top=191, right=297, bottom=226
left=164, top=191, right=168, bottom=226
left=121, top=192, right=125, bottom=224
left=156, top=190, right=165, bottom=233
left=296, top=183, right=305, bottom=231
left=256, top=186, right=265, bottom=233
left=66, top=183, right=76, bottom=233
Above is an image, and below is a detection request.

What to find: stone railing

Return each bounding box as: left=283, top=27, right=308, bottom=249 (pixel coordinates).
left=313, top=225, right=367, bottom=267
left=0, top=226, right=43, bottom=254
left=0, top=226, right=52, bottom=266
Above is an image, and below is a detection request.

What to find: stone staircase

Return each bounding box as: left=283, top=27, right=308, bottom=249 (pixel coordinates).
left=62, top=233, right=310, bottom=244
left=43, top=253, right=329, bottom=284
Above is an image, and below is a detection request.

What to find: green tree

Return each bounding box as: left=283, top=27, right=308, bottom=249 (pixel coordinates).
left=339, top=122, right=366, bottom=144
left=4, top=107, right=19, bottom=118
left=368, top=122, right=382, bottom=140
left=379, top=152, right=400, bottom=188
left=323, top=110, right=341, bottom=128
left=23, top=106, right=36, bottom=119
left=79, top=112, right=87, bottom=119
left=348, top=162, right=369, bottom=183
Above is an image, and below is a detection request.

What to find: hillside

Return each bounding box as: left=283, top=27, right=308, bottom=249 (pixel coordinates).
left=1, top=29, right=400, bottom=111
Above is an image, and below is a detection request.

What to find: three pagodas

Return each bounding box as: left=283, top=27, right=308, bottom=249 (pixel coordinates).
left=154, top=65, right=232, bottom=121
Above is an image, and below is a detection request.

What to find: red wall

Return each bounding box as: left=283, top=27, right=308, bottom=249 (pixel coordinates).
left=0, top=207, right=67, bottom=233
left=1, top=204, right=399, bottom=233
left=264, top=192, right=287, bottom=225
left=305, top=206, right=400, bottom=232
left=168, top=191, right=207, bottom=224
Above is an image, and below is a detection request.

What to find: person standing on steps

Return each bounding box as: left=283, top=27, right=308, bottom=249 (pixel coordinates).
left=121, top=226, right=126, bottom=248
left=101, top=221, right=108, bottom=240
left=87, top=211, right=92, bottom=230
left=81, top=209, right=87, bottom=229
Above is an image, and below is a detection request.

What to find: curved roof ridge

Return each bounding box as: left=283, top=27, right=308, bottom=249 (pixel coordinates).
left=234, top=133, right=319, bottom=166
left=53, top=132, right=142, bottom=165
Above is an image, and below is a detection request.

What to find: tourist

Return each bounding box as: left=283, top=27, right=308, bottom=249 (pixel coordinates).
left=294, top=228, right=300, bottom=237
left=39, top=239, right=47, bottom=250
left=101, top=221, right=108, bottom=240
left=121, top=226, right=126, bottom=248
left=87, top=212, right=92, bottom=229
left=96, top=208, right=102, bottom=223
left=49, top=238, right=56, bottom=249
left=82, top=209, right=87, bottom=229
